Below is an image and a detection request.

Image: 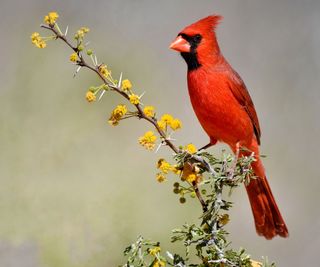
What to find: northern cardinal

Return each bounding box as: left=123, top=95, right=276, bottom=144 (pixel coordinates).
left=170, top=15, right=288, bottom=239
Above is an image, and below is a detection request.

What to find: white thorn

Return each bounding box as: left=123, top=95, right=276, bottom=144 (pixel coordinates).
left=155, top=143, right=163, bottom=153
left=118, top=72, right=123, bottom=88
left=65, top=26, right=69, bottom=36
left=94, top=55, right=98, bottom=66
left=166, top=251, right=174, bottom=260
left=98, top=90, right=106, bottom=101
left=73, top=66, right=82, bottom=77
left=85, top=41, right=90, bottom=46
left=139, top=91, right=146, bottom=98
left=90, top=55, right=96, bottom=66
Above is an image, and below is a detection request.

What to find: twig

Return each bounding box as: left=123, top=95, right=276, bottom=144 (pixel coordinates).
left=193, top=182, right=207, bottom=212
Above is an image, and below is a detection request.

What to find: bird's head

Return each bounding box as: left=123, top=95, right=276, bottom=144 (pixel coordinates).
left=170, top=15, right=223, bottom=71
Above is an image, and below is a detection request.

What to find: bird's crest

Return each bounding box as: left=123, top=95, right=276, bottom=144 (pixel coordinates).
left=182, top=15, right=223, bottom=35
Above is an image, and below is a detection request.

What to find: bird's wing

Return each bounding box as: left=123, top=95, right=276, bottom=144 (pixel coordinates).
left=227, top=70, right=261, bottom=145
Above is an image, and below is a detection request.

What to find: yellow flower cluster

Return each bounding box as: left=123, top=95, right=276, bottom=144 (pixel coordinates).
left=157, top=159, right=173, bottom=174
left=180, top=162, right=202, bottom=184
left=143, top=106, right=155, bottom=118
left=184, top=143, right=197, bottom=154
left=44, top=12, right=59, bottom=25
left=157, top=114, right=182, bottom=131
left=160, top=114, right=174, bottom=124
left=186, top=173, right=197, bottom=183
left=69, top=52, right=78, bottom=62
left=155, top=159, right=182, bottom=183
left=156, top=173, right=166, bottom=183
left=149, top=246, right=161, bottom=256
left=31, top=32, right=46, bottom=48
left=129, top=94, right=140, bottom=105
left=170, top=119, right=182, bottom=130
left=98, top=64, right=111, bottom=78
left=108, top=105, right=128, bottom=126
left=75, top=27, right=90, bottom=39
left=138, top=131, right=157, bottom=150
left=121, top=79, right=132, bottom=91
left=85, top=91, right=96, bottom=102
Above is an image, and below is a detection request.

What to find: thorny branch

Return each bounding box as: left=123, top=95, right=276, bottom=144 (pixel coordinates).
left=41, top=23, right=210, bottom=212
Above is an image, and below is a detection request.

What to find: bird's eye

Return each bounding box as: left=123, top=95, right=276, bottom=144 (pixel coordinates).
left=194, top=34, right=202, bottom=42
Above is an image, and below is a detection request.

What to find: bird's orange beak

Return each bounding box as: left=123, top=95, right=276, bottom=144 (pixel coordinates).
left=169, top=35, right=190, bottom=53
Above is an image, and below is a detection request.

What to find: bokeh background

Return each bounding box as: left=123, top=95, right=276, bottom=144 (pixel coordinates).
left=1, top=0, right=320, bottom=266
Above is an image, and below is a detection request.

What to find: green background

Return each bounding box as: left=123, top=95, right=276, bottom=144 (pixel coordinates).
left=1, top=0, right=319, bottom=266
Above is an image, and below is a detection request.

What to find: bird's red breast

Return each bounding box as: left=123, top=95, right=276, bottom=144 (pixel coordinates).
left=187, top=60, right=256, bottom=147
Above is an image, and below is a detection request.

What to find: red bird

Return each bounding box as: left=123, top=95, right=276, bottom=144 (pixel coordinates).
left=170, top=15, right=288, bottom=239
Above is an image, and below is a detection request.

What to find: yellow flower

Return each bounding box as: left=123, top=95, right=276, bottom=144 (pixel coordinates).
left=129, top=94, right=140, bottom=105
left=143, top=106, right=155, bottom=117
left=38, top=41, right=46, bottom=48
left=31, top=32, right=40, bottom=41
left=157, top=114, right=172, bottom=131
left=172, top=165, right=182, bottom=175
left=80, top=27, right=90, bottom=33
left=157, top=159, right=172, bottom=174
left=108, top=105, right=127, bottom=126
left=160, top=114, right=174, bottom=124
left=121, top=79, right=132, bottom=91
left=74, top=27, right=90, bottom=39
left=85, top=91, right=96, bottom=102
left=180, top=162, right=201, bottom=183
left=170, top=119, right=182, bottom=130
left=153, top=260, right=166, bottom=267
left=184, top=143, right=197, bottom=154
left=157, top=114, right=182, bottom=131
left=138, top=131, right=157, bottom=150
left=157, top=120, right=166, bottom=131
left=31, top=32, right=46, bottom=48
left=98, top=64, right=110, bottom=78
left=69, top=52, right=78, bottom=62
left=44, top=12, right=59, bottom=25
left=149, top=246, right=161, bottom=256
left=156, top=173, right=166, bottom=183
left=75, top=30, right=84, bottom=39
left=186, top=173, right=197, bottom=183
left=113, top=105, right=127, bottom=117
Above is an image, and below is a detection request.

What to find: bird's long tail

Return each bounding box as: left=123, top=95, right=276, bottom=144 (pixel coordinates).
left=236, top=141, right=289, bottom=239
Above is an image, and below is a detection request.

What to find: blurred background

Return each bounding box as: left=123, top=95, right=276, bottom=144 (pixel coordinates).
left=1, top=0, right=319, bottom=266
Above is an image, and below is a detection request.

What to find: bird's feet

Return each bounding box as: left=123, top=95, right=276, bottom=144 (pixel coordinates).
left=199, top=138, right=217, bottom=151
left=199, top=143, right=213, bottom=151
left=228, top=142, right=240, bottom=179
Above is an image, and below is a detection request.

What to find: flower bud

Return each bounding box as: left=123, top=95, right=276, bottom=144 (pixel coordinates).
left=173, top=188, right=180, bottom=194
